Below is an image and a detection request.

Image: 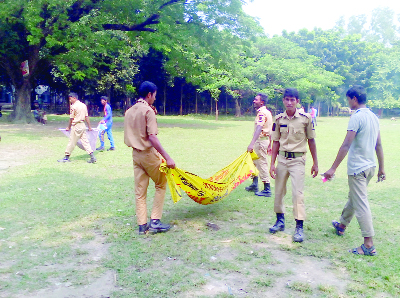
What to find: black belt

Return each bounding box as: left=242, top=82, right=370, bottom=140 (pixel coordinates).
left=279, top=151, right=305, bottom=158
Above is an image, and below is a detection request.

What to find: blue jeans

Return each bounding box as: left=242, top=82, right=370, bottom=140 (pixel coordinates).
left=99, top=123, right=114, bottom=147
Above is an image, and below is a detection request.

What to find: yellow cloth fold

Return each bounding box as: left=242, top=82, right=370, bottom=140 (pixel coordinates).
left=160, top=151, right=259, bottom=205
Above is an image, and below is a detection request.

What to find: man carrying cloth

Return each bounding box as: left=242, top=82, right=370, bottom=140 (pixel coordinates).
left=246, top=93, right=273, bottom=197
left=269, top=88, right=318, bottom=242
left=124, top=81, right=176, bottom=235
left=96, top=96, right=115, bottom=151
left=324, top=85, right=385, bottom=256
left=58, top=92, right=96, bottom=163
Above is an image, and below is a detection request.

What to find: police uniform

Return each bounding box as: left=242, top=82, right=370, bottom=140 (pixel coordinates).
left=253, top=106, right=273, bottom=183
left=65, top=100, right=92, bottom=155
left=271, top=109, right=315, bottom=220
left=124, top=99, right=167, bottom=226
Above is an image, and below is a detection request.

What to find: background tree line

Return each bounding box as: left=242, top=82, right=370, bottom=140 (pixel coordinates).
left=1, top=1, right=400, bottom=122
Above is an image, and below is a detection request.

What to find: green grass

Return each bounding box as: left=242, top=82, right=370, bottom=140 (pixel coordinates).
left=0, top=115, right=399, bottom=297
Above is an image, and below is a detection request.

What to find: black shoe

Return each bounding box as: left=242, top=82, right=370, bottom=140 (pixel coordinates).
left=245, top=176, right=258, bottom=192
left=57, top=157, right=70, bottom=163
left=87, top=156, right=97, bottom=163
left=96, top=146, right=105, bottom=151
left=148, top=219, right=171, bottom=234
left=293, top=227, right=304, bottom=242
left=245, top=184, right=259, bottom=192
left=255, top=189, right=271, bottom=197
left=269, top=213, right=285, bottom=233
left=138, top=223, right=149, bottom=235
left=107, top=147, right=115, bottom=151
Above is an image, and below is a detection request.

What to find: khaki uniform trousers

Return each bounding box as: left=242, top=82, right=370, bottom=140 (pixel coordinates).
left=340, top=167, right=375, bottom=237
left=132, top=147, right=167, bottom=225
left=274, top=154, right=306, bottom=220
left=254, top=138, right=270, bottom=183
left=65, top=122, right=92, bottom=155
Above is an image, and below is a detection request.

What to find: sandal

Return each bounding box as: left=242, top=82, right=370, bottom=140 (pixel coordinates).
left=332, top=220, right=345, bottom=236
left=350, top=244, right=377, bottom=256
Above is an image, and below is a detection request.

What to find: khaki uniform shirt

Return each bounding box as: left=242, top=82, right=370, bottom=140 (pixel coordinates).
left=254, top=106, right=273, bottom=139
left=124, top=99, right=158, bottom=150
left=271, top=109, right=315, bottom=152
left=70, top=100, right=88, bottom=125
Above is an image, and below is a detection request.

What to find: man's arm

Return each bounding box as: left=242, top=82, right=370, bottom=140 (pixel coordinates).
left=269, top=141, right=280, bottom=179
left=85, top=116, right=93, bottom=131
left=323, top=130, right=356, bottom=179
left=66, top=118, right=73, bottom=131
left=247, top=125, right=262, bottom=152
left=375, top=132, right=385, bottom=180
left=307, top=138, right=318, bottom=178
left=149, top=134, right=175, bottom=168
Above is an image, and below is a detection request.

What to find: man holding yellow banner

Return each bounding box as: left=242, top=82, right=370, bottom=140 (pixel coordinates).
left=124, top=81, right=176, bottom=236
left=246, top=93, right=273, bottom=197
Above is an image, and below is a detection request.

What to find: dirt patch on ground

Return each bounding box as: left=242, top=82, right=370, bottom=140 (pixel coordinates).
left=182, top=233, right=348, bottom=297
left=11, top=234, right=117, bottom=298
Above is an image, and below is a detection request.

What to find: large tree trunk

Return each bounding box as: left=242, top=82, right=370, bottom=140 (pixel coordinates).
left=10, top=80, right=34, bottom=123
left=235, top=98, right=241, bottom=117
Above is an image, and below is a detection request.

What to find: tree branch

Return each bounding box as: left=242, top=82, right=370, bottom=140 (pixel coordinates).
left=103, top=14, right=159, bottom=32
left=102, top=0, right=184, bottom=32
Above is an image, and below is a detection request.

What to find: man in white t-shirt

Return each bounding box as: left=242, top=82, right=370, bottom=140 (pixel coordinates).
left=323, top=85, right=385, bottom=256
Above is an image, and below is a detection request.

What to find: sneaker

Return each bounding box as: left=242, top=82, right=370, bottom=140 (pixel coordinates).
left=107, top=147, right=115, bottom=151
left=255, top=189, right=271, bottom=197
left=57, top=157, right=70, bottom=162
left=293, top=227, right=304, bottom=242
left=87, top=156, right=97, bottom=163
left=148, top=219, right=171, bottom=234
left=96, top=146, right=105, bottom=151
left=138, top=223, right=149, bottom=235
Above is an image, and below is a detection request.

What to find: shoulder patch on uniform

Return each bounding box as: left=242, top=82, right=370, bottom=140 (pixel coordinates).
left=272, top=123, right=276, bottom=131
left=299, top=112, right=311, bottom=118
left=275, top=113, right=284, bottom=120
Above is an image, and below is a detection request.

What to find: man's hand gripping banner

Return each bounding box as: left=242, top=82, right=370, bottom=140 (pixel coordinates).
left=160, top=151, right=259, bottom=205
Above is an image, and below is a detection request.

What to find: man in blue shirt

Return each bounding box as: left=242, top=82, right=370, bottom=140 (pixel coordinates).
left=324, top=85, right=385, bottom=256
left=97, top=96, right=115, bottom=151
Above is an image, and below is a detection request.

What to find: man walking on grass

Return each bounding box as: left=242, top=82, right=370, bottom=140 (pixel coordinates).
left=246, top=93, right=273, bottom=197
left=323, top=85, right=385, bottom=256
left=124, top=81, right=176, bottom=235
left=96, top=96, right=115, bottom=151
left=58, top=92, right=96, bottom=164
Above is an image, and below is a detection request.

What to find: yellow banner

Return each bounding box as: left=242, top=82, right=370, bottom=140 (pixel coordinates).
left=160, top=151, right=258, bottom=205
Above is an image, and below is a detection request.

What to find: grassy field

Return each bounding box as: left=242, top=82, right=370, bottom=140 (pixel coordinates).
left=0, top=114, right=399, bottom=297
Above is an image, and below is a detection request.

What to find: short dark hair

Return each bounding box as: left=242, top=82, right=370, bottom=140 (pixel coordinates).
left=283, top=88, right=299, bottom=99
left=346, top=85, right=366, bottom=104
left=257, top=93, right=268, bottom=104
left=69, top=92, right=78, bottom=100
left=100, top=96, right=108, bottom=102
left=138, top=81, right=158, bottom=99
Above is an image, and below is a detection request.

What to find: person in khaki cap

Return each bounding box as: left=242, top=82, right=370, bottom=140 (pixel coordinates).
left=124, top=81, right=175, bottom=235
left=58, top=92, right=96, bottom=163
left=269, top=88, right=318, bottom=242
left=246, top=93, right=273, bottom=197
